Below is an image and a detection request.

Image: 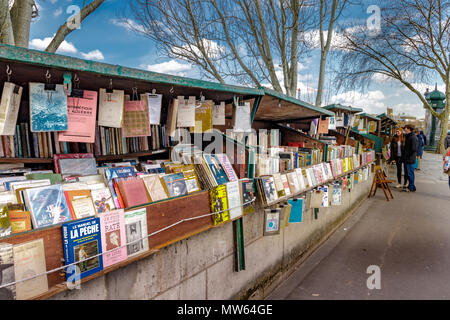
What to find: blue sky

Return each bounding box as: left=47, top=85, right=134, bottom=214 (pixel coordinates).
left=28, top=0, right=446, bottom=119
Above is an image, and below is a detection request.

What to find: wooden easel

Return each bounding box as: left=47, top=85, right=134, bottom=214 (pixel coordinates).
left=368, top=165, right=394, bottom=201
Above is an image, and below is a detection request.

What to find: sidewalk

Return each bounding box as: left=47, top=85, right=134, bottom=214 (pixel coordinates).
left=267, top=152, right=450, bottom=300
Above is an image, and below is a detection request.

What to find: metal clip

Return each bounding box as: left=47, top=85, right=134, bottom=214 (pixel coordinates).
left=6, top=65, right=12, bottom=82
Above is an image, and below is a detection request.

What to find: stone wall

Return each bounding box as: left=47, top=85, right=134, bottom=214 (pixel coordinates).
left=50, top=171, right=373, bottom=300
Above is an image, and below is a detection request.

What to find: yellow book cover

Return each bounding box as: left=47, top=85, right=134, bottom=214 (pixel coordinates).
left=192, top=100, right=213, bottom=133
left=210, top=185, right=229, bottom=226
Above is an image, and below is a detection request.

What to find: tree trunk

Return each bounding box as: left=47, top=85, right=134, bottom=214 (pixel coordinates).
left=437, top=100, right=450, bottom=155
left=9, top=0, right=35, bottom=48
left=315, top=54, right=327, bottom=106
left=0, top=0, right=15, bottom=45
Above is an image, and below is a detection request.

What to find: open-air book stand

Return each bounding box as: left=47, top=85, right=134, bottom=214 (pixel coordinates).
left=368, top=165, right=394, bottom=201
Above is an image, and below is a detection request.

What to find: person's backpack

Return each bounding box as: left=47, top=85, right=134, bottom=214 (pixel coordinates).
left=444, top=156, right=450, bottom=173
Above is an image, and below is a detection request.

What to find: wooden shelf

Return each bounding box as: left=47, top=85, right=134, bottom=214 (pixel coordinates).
left=0, top=157, right=53, bottom=164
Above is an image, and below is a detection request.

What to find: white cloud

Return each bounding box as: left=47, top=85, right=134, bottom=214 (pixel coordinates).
left=81, top=49, right=104, bottom=61
left=304, top=26, right=361, bottom=51
left=173, top=39, right=225, bottom=60
left=144, top=60, right=192, bottom=76
left=330, top=90, right=386, bottom=114
left=50, top=0, right=59, bottom=4
left=53, top=7, right=63, bottom=17
left=29, top=36, right=78, bottom=54
left=110, top=18, right=147, bottom=33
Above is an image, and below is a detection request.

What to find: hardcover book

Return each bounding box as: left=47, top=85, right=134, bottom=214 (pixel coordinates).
left=58, top=90, right=98, bottom=143
left=62, top=217, right=103, bottom=280
left=24, top=184, right=73, bottom=229
left=0, top=82, right=23, bottom=136
left=116, top=178, right=150, bottom=208
left=0, top=243, right=15, bottom=300
left=210, top=184, right=229, bottom=226
left=99, top=209, right=127, bottom=268
left=226, top=180, right=242, bottom=220
left=29, top=83, right=68, bottom=132
left=13, top=238, right=48, bottom=300
left=162, top=173, right=188, bottom=198
left=91, top=187, right=115, bottom=214
left=98, top=88, right=124, bottom=128
left=124, top=208, right=149, bottom=257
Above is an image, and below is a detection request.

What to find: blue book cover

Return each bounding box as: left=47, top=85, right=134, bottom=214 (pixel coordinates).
left=162, top=173, right=187, bottom=197
left=203, top=154, right=229, bottom=185
left=25, top=184, right=73, bottom=229
left=29, top=83, right=68, bottom=132
left=288, top=198, right=303, bottom=223
left=62, top=217, right=103, bottom=280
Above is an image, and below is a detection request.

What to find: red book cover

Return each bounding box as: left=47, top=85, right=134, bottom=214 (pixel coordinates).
left=288, top=142, right=305, bottom=148
left=53, top=153, right=94, bottom=173
left=116, top=178, right=150, bottom=208
left=112, top=178, right=125, bottom=209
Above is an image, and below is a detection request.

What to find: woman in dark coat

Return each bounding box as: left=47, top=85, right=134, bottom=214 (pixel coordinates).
left=390, top=128, right=408, bottom=188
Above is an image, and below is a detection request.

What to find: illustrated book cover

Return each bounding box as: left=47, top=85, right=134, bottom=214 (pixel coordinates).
left=263, top=208, right=281, bottom=236
left=0, top=82, right=23, bottom=136
left=99, top=209, right=127, bottom=268
left=124, top=208, right=149, bottom=257
left=162, top=173, right=188, bottom=198
left=0, top=243, right=15, bottom=300
left=226, top=180, right=242, bottom=220
left=210, top=184, right=229, bottom=226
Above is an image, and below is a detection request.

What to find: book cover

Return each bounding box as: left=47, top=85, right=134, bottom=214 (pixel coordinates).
left=53, top=153, right=94, bottom=173
left=260, top=176, right=278, bottom=205
left=331, top=183, right=342, bottom=205
left=173, top=165, right=200, bottom=194
left=58, top=90, right=98, bottom=143
left=71, top=197, right=96, bottom=220
left=98, top=89, right=124, bottom=128
left=319, top=186, right=329, bottom=207
left=280, top=174, right=291, bottom=197
left=116, top=178, right=150, bottom=208
left=0, top=204, right=11, bottom=237
left=193, top=100, right=213, bottom=133
left=216, top=153, right=239, bottom=182
left=24, top=184, right=73, bottom=229
left=212, top=101, right=225, bottom=126
left=162, top=173, right=188, bottom=198
left=272, top=173, right=286, bottom=198
left=0, top=243, right=15, bottom=300
left=26, top=173, right=63, bottom=185
left=0, top=82, right=23, bottom=136
left=91, top=187, right=115, bottom=214
left=294, top=168, right=306, bottom=191
left=64, top=189, right=92, bottom=217
left=141, top=175, right=168, bottom=202
left=176, top=96, right=196, bottom=128
left=8, top=210, right=32, bottom=234
left=166, top=98, right=178, bottom=137
left=287, top=171, right=300, bottom=195
left=62, top=217, right=103, bottom=280
left=240, top=178, right=256, bottom=215
left=124, top=208, right=149, bottom=257
left=203, top=154, right=229, bottom=186
left=122, top=100, right=151, bottom=137
left=104, top=167, right=136, bottom=208
left=210, top=184, right=229, bottom=226
left=29, top=83, right=68, bottom=132
left=145, top=93, right=162, bottom=125
left=13, top=238, right=48, bottom=300
left=226, top=180, right=242, bottom=220
left=232, top=102, right=251, bottom=132
left=263, top=209, right=281, bottom=236
left=99, top=209, right=127, bottom=268
left=59, top=158, right=98, bottom=176
left=288, top=198, right=303, bottom=223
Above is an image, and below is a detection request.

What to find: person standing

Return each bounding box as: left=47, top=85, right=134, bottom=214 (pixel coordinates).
left=444, top=146, right=450, bottom=189
left=420, top=131, right=427, bottom=146
left=389, top=128, right=408, bottom=188
left=403, top=125, right=418, bottom=192
left=445, top=130, right=450, bottom=150
left=415, top=128, right=424, bottom=170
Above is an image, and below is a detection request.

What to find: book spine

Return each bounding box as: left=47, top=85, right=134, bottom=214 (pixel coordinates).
left=54, top=132, right=61, bottom=155
left=24, top=122, right=31, bottom=158
left=105, top=128, right=109, bottom=155
left=16, top=125, right=22, bottom=158
left=100, top=126, right=106, bottom=156
left=62, top=224, right=70, bottom=279
left=32, top=132, right=38, bottom=158
left=19, top=123, right=27, bottom=158
left=47, top=132, right=53, bottom=158
left=4, top=136, right=11, bottom=157
left=0, top=136, right=4, bottom=157
left=94, top=124, right=102, bottom=156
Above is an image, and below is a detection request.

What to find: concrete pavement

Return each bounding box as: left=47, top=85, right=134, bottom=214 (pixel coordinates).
left=266, top=152, right=450, bottom=300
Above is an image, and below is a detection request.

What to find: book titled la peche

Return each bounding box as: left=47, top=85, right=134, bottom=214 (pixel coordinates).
left=99, top=209, right=128, bottom=268
left=62, top=217, right=103, bottom=281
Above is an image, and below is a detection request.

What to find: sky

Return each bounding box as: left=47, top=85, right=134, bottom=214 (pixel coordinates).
left=27, top=0, right=447, bottom=119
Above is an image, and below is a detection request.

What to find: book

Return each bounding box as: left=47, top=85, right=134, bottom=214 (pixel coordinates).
left=216, top=153, right=239, bottom=182
left=319, top=185, right=329, bottom=207
left=331, top=183, right=342, bottom=205
left=0, top=243, right=15, bottom=300
left=71, top=196, right=97, bottom=220
left=232, top=102, right=251, bottom=132
left=25, top=173, right=63, bottom=185
left=0, top=204, right=11, bottom=237
left=53, top=153, right=94, bottom=174
left=287, top=171, right=300, bottom=195
left=58, top=90, right=98, bottom=143
left=122, top=99, right=151, bottom=137
left=145, top=93, right=162, bottom=125
left=124, top=208, right=149, bottom=257
left=64, top=189, right=92, bottom=217
left=226, top=180, right=242, bottom=220
left=8, top=210, right=31, bottom=234
left=91, top=187, right=115, bottom=214
left=263, top=208, right=281, bottom=236
left=176, top=96, right=196, bottom=128
left=59, top=158, right=98, bottom=176
left=13, top=238, right=48, bottom=300
left=172, top=165, right=200, bottom=194
left=259, top=176, right=278, bottom=205
left=288, top=198, right=303, bottom=223
left=162, top=173, right=188, bottom=198
left=62, top=217, right=103, bottom=280
left=294, top=168, right=306, bottom=191
left=272, top=173, right=286, bottom=198
left=280, top=174, right=291, bottom=197
left=212, top=101, right=225, bottom=126
left=203, top=154, right=229, bottom=186
left=116, top=178, right=150, bottom=208
left=0, top=82, right=23, bottom=136
left=166, top=98, right=179, bottom=137
left=29, top=83, right=68, bottom=132
left=99, top=209, right=127, bottom=268
left=240, top=178, right=256, bottom=215
left=141, top=175, right=168, bottom=202
left=104, top=167, right=136, bottom=208
left=193, top=100, right=213, bottom=133
left=98, top=88, right=124, bottom=128
left=24, top=184, right=73, bottom=229
left=210, top=184, right=229, bottom=226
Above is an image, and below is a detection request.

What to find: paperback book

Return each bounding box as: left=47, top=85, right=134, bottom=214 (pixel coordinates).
left=124, top=208, right=149, bottom=257
left=99, top=209, right=127, bottom=268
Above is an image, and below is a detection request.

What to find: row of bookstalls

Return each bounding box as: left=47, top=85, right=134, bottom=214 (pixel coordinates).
left=0, top=44, right=377, bottom=300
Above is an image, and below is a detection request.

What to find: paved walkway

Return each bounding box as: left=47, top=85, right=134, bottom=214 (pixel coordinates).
left=267, top=152, right=450, bottom=300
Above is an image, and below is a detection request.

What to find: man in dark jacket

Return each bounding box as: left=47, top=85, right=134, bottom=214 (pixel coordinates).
left=403, top=124, right=418, bottom=192
left=445, top=130, right=450, bottom=150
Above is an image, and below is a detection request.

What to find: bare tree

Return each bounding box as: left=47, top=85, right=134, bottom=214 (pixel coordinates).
left=0, top=0, right=104, bottom=53
left=123, top=0, right=319, bottom=97
left=335, top=0, right=449, bottom=153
